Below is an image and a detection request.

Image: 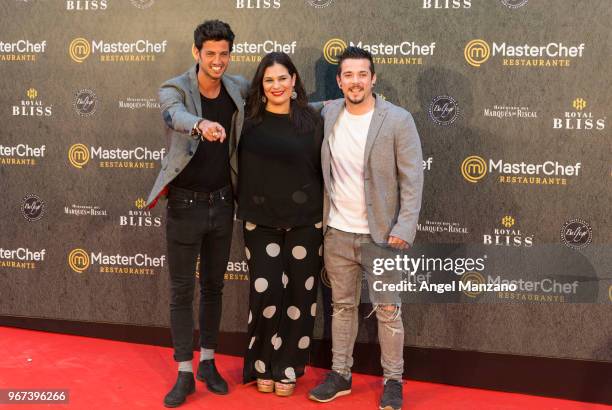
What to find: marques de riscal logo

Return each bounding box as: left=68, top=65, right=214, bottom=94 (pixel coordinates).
left=428, top=95, right=459, bottom=126
left=561, top=219, right=592, bottom=249
left=0, top=143, right=45, bottom=167
left=553, top=98, right=606, bottom=131
left=21, top=193, right=45, bottom=222
left=65, top=203, right=107, bottom=217
left=119, top=198, right=161, bottom=228
left=465, top=39, right=585, bottom=68
left=323, top=38, right=435, bottom=66
left=68, top=247, right=165, bottom=275
left=73, top=89, right=98, bottom=116
left=236, top=0, right=280, bottom=8
left=0, top=247, right=46, bottom=269
left=12, top=88, right=52, bottom=117
left=232, top=40, right=297, bottom=63
left=423, top=0, right=471, bottom=8
left=307, top=0, right=333, bottom=7
left=66, top=0, right=107, bottom=10
left=68, top=143, right=165, bottom=169
left=0, top=39, right=46, bottom=62
left=417, top=220, right=468, bottom=234
left=118, top=96, right=159, bottom=110
left=69, top=37, right=167, bottom=63
left=483, top=216, right=534, bottom=247
left=501, top=0, right=528, bottom=8
left=483, top=104, right=537, bottom=119
left=461, top=155, right=581, bottom=186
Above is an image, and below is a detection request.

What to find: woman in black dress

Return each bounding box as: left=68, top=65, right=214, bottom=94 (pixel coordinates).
left=237, top=52, right=323, bottom=396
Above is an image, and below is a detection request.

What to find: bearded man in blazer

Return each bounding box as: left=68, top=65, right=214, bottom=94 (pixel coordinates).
left=145, top=20, right=248, bottom=408
left=309, top=47, right=424, bottom=410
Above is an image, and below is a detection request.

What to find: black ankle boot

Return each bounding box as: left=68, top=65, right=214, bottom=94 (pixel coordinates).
left=163, top=371, right=195, bottom=408
left=196, top=359, right=228, bottom=395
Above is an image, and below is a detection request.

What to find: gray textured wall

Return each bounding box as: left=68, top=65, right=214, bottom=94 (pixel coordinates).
left=0, top=0, right=610, bottom=363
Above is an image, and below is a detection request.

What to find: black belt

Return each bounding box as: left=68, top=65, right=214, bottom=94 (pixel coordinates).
left=168, top=185, right=231, bottom=204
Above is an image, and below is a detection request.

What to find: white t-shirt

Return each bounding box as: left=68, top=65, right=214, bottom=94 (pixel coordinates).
left=328, top=108, right=374, bottom=234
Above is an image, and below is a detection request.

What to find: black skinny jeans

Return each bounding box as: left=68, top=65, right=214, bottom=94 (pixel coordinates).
left=165, top=185, right=234, bottom=362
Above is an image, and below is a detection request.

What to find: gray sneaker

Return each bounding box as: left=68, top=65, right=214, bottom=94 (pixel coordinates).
left=379, top=379, right=403, bottom=410
left=308, top=371, right=352, bottom=403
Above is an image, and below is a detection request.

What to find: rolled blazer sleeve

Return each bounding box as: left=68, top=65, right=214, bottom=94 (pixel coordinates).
left=159, top=82, right=200, bottom=136
left=389, top=111, right=424, bottom=246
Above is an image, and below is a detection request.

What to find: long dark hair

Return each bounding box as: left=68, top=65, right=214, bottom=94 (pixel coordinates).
left=245, top=52, right=319, bottom=134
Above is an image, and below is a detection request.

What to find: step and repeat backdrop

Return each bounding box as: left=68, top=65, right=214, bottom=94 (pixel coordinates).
left=1, top=0, right=610, bottom=364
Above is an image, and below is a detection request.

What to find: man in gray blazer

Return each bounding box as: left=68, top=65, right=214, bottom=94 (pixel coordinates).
left=309, top=47, right=423, bottom=410
left=145, top=20, right=248, bottom=408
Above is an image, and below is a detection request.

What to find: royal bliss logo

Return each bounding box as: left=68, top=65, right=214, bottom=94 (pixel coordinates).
left=0, top=143, right=45, bottom=166
left=0, top=247, right=45, bottom=270
left=68, top=248, right=165, bottom=275
left=428, top=95, right=459, bottom=126
left=561, top=219, right=592, bottom=249
left=21, top=194, right=45, bottom=222
left=73, top=89, right=98, bottom=116
left=66, top=0, right=107, bottom=10
left=423, top=0, right=471, bottom=8
left=119, top=198, right=162, bottom=228
left=461, top=155, right=581, bottom=186
left=552, top=98, right=605, bottom=131
left=12, top=88, right=52, bottom=117
left=483, top=216, right=533, bottom=247
left=323, top=38, right=435, bottom=66
left=236, top=0, right=280, bottom=8
left=69, top=37, right=167, bottom=63
left=0, top=39, right=46, bottom=62
left=464, top=39, right=585, bottom=68
left=68, top=143, right=165, bottom=169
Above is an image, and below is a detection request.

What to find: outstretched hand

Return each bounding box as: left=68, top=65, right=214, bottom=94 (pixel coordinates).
left=198, top=120, right=227, bottom=143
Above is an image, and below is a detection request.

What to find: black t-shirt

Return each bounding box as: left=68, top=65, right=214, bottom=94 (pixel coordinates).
left=170, top=84, right=236, bottom=192
left=237, top=111, right=323, bottom=228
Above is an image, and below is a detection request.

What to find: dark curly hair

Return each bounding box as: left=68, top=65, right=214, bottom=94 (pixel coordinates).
left=194, top=20, right=235, bottom=51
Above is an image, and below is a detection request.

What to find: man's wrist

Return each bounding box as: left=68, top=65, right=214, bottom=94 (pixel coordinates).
left=190, top=119, right=203, bottom=138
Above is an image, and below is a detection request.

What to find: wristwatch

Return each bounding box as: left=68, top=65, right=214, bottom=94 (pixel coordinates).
left=190, top=119, right=203, bottom=138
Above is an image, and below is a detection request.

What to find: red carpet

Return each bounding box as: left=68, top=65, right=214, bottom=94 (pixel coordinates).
left=0, top=326, right=607, bottom=410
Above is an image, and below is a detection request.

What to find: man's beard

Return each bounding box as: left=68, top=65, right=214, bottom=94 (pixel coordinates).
left=346, top=87, right=365, bottom=105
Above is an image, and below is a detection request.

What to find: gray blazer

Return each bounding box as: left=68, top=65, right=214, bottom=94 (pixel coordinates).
left=321, top=95, right=424, bottom=245
left=146, top=64, right=249, bottom=207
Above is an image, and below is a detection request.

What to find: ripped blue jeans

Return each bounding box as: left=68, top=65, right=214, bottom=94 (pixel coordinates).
left=324, top=227, right=404, bottom=381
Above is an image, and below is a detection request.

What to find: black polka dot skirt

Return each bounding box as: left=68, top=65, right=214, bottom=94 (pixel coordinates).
left=242, top=221, right=323, bottom=383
